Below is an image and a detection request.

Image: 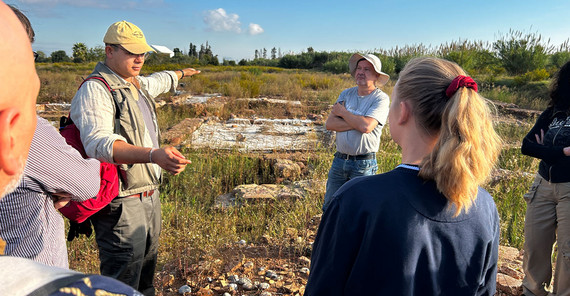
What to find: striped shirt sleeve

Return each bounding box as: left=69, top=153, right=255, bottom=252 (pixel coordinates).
left=26, top=116, right=100, bottom=202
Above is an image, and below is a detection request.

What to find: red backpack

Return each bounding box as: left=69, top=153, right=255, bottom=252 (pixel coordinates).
left=58, top=76, right=121, bottom=224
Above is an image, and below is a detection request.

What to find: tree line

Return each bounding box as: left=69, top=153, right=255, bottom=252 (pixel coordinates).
left=36, top=30, right=570, bottom=82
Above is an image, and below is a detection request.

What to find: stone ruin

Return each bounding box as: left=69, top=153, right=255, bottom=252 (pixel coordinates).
left=37, top=93, right=531, bottom=295
left=162, top=93, right=333, bottom=152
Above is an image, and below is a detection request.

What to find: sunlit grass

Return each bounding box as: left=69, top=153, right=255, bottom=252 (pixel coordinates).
left=41, top=64, right=540, bottom=273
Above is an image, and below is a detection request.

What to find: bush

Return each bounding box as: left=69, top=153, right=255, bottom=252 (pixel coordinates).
left=493, top=29, right=552, bottom=75
left=514, top=68, right=550, bottom=85
left=549, top=51, right=570, bottom=69
left=322, top=59, right=347, bottom=74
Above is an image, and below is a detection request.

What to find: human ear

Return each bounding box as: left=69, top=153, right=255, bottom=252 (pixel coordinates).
left=105, top=45, right=114, bottom=58
left=397, top=101, right=411, bottom=125
left=0, top=107, right=23, bottom=175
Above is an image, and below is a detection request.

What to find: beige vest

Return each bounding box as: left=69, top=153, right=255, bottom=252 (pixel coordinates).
left=88, top=62, right=161, bottom=196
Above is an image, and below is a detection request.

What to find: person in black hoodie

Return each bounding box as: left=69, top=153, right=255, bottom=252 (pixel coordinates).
left=521, top=61, right=570, bottom=296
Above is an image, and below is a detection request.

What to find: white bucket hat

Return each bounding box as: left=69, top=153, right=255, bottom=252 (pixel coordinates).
left=349, top=53, right=390, bottom=86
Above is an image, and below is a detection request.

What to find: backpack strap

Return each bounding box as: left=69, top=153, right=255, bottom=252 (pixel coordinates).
left=79, top=76, right=122, bottom=134
left=28, top=273, right=89, bottom=296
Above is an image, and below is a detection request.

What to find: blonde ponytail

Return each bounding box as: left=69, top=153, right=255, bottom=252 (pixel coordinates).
left=397, top=57, right=502, bottom=216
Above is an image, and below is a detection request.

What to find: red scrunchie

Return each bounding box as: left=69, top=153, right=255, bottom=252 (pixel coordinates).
left=445, top=75, right=478, bottom=98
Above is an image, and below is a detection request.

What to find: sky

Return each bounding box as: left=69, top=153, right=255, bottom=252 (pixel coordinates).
left=7, top=0, right=570, bottom=62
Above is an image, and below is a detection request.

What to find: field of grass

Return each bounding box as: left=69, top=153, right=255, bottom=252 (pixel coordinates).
left=37, top=64, right=543, bottom=290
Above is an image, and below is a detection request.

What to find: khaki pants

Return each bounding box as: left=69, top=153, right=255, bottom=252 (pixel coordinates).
left=522, top=175, right=570, bottom=296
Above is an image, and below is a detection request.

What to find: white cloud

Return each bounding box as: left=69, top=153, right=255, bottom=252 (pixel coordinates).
left=248, top=23, right=264, bottom=35
left=203, top=8, right=242, bottom=34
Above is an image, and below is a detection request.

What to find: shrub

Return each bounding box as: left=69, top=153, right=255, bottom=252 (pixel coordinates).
left=549, top=51, right=570, bottom=69
left=322, top=59, right=347, bottom=74
left=493, top=29, right=552, bottom=75
left=514, top=68, right=550, bottom=85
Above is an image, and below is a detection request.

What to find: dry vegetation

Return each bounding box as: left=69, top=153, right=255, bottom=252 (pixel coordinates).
left=34, top=64, right=545, bottom=295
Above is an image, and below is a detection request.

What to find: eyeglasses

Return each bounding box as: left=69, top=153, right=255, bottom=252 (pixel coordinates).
left=111, top=44, right=149, bottom=59
left=33, top=51, right=38, bottom=62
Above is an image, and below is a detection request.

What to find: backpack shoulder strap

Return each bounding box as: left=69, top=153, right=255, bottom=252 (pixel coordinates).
left=79, top=76, right=121, bottom=134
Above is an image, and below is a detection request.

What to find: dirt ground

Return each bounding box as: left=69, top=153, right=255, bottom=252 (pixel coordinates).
left=155, top=216, right=322, bottom=296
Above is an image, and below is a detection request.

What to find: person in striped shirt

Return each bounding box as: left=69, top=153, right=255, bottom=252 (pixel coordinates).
left=0, top=3, right=101, bottom=269
left=0, top=6, right=144, bottom=296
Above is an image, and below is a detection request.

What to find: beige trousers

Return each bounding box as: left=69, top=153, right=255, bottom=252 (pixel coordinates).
left=522, top=175, right=570, bottom=296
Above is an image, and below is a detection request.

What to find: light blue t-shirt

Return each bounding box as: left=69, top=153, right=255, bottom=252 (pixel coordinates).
left=334, top=87, right=390, bottom=155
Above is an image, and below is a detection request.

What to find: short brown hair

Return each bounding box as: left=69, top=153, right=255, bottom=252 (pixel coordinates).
left=8, top=5, right=35, bottom=43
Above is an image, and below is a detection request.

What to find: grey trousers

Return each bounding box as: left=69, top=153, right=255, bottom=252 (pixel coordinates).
left=91, top=190, right=161, bottom=296
left=522, top=175, right=570, bottom=296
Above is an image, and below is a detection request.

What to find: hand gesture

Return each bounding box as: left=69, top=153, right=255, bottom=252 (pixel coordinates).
left=534, top=129, right=545, bottom=145
left=52, top=192, right=72, bottom=210
left=151, top=146, right=192, bottom=175
left=180, top=68, right=201, bottom=79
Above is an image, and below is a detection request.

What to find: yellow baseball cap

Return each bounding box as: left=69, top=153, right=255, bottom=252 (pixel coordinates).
left=103, top=21, right=155, bottom=54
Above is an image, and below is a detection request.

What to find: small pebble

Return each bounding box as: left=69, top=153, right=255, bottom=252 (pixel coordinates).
left=227, top=274, right=239, bottom=283
left=223, top=293, right=231, bottom=296
left=259, top=282, right=270, bottom=290
left=228, top=283, right=238, bottom=291
left=238, top=239, right=246, bottom=245
left=239, top=277, right=253, bottom=290
left=264, top=270, right=276, bottom=278
left=178, top=285, right=191, bottom=294
left=243, top=282, right=254, bottom=290
left=300, top=267, right=310, bottom=274
left=237, top=276, right=249, bottom=285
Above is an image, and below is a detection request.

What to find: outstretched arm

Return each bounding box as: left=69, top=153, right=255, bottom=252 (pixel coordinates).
left=175, top=68, right=200, bottom=79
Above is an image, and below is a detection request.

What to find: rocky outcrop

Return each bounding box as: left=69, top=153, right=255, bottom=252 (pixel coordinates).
left=162, top=118, right=205, bottom=146
left=271, top=159, right=302, bottom=182
left=496, top=246, right=524, bottom=296
left=214, top=180, right=325, bottom=209
left=492, top=101, right=541, bottom=121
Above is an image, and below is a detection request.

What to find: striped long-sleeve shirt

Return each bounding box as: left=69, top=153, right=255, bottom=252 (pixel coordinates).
left=0, top=116, right=100, bottom=268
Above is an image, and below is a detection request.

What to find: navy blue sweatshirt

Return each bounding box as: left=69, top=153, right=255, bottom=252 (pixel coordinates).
left=521, top=106, right=570, bottom=183
left=305, top=167, right=499, bottom=296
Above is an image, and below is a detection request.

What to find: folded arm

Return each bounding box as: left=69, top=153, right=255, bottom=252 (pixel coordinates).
left=521, top=108, right=568, bottom=163
left=325, top=102, right=378, bottom=133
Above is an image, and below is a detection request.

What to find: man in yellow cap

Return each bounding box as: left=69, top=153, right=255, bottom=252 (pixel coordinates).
left=70, top=20, right=199, bottom=295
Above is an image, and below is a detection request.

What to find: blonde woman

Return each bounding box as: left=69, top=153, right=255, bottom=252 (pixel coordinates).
left=305, top=57, right=502, bottom=295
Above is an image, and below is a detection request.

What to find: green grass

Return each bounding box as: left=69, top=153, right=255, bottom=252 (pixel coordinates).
left=487, top=171, right=533, bottom=248
left=41, top=64, right=540, bottom=273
